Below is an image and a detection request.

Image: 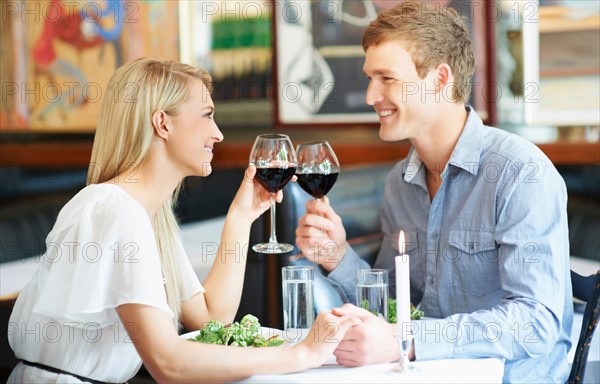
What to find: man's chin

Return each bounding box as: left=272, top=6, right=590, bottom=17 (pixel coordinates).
left=378, top=126, right=404, bottom=142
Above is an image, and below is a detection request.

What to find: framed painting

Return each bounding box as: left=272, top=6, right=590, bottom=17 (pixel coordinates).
left=0, top=0, right=180, bottom=132
left=522, top=1, right=600, bottom=127
left=178, top=0, right=273, bottom=105
left=273, top=0, right=496, bottom=127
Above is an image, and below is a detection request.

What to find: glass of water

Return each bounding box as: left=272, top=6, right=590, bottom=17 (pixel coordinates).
left=356, top=269, right=389, bottom=320
left=282, top=266, right=315, bottom=342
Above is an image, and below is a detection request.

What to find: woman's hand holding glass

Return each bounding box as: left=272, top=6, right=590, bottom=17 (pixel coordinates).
left=249, top=134, right=297, bottom=254
left=229, top=165, right=283, bottom=225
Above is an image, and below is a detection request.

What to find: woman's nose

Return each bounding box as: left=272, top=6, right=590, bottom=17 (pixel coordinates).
left=213, top=124, right=224, bottom=142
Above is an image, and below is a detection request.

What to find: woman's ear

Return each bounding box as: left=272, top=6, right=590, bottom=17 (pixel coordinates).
left=152, top=110, right=170, bottom=140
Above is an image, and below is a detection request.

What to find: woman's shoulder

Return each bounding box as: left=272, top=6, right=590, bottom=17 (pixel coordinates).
left=66, top=183, right=144, bottom=215
left=52, top=184, right=151, bottom=236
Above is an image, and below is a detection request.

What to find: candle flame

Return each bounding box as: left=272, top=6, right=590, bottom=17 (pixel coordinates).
left=399, top=230, right=405, bottom=255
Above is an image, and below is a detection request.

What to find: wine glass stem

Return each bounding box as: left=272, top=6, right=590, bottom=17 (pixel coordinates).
left=268, top=198, right=278, bottom=244
left=316, top=198, right=325, bottom=236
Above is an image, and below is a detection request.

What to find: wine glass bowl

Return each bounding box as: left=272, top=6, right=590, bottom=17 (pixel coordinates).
left=249, top=134, right=297, bottom=254
left=253, top=165, right=297, bottom=194
left=295, top=141, right=340, bottom=199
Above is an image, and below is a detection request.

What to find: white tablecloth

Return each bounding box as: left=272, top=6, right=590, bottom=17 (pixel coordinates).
left=240, top=358, right=504, bottom=383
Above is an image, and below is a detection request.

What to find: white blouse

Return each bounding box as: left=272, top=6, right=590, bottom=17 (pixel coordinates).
left=8, top=184, right=204, bottom=383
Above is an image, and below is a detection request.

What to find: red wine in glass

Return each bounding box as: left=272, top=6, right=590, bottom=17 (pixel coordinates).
left=295, top=141, right=340, bottom=200
left=296, top=172, right=339, bottom=199
left=249, top=134, right=297, bottom=254
left=255, top=167, right=297, bottom=194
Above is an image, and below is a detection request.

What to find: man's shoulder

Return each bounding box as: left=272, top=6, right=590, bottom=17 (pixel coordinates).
left=480, top=126, right=566, bottom=194
left=481, top=125, right=549, bottom=165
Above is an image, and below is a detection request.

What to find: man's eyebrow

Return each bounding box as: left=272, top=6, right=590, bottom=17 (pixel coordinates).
left=363, top=69, right=398, bottom=77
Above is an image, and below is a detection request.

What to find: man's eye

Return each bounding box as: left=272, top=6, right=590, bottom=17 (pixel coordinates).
left=383, top=77, right=395, bottom=82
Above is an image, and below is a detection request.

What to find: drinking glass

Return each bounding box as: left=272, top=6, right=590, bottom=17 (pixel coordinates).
left=282, top=266, right=315, bottom=343
left=355, top=269, right=388, bottom=320
left=249, top=134, right=297, bottom=254
left=295, top=141, right=340, bottom=200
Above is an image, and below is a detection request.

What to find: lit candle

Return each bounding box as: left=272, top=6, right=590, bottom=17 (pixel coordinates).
left=395, top=230, right=411, bottom=339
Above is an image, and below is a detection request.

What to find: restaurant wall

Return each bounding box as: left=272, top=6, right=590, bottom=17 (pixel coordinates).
left=1, top=1, right=598, bottom=210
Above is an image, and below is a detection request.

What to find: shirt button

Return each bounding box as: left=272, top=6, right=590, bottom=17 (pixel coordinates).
left=428, top=277, right=434, bottom=285
left=431, top=232, right=439, bottom=239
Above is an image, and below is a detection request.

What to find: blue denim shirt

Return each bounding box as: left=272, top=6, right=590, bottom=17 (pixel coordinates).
left=329, top=108, right=573, bottom=383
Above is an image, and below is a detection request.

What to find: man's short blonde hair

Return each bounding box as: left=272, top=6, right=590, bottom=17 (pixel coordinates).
left=362, top=1, right=476, bottom=104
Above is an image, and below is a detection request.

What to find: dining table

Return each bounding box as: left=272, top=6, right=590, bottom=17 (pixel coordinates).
left=239, top=356, right=504, bottom=383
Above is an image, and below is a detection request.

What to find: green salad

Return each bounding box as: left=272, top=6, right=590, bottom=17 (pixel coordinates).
left=187, top=314, right=284, bottom=347
left=359, top=298, right=424, bottom=323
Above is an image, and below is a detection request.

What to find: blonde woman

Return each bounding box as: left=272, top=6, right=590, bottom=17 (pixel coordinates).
left=7, top=57, right=358, bottom=383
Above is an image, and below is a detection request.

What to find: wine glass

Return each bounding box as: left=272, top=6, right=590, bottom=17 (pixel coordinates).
left=295, top=141, right=340, bottom=200
left=249, top=134, right=297, bottom=254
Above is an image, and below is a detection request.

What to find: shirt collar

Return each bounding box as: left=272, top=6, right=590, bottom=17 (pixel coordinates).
left=403, top=106, right=484, bottom=183
left=403, top=147, right=423, bottom=183
left=447, top=106, right=485, bottom=176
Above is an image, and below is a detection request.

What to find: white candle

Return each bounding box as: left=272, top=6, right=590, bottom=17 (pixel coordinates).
left=395, top=231, right=411, bottom=339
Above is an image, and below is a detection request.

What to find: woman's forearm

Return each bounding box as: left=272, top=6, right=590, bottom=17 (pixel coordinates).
left=201, top=212, right=252, bottom=322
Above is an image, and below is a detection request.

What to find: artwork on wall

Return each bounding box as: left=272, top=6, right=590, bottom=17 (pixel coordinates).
left=179, top=0, right=273, bottom=103
left=273, top=0, right=496, bottom=127
left=0, top=0, right=180, bottom=132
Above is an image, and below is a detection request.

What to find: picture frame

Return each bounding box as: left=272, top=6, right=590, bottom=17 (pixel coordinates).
left=0, top=0, right=180, bottom=132
left=178, top=0, right=273, bottom=106
left=272, top=0, right=496, bottom=127
left=521, top=1, right=600, bottom=127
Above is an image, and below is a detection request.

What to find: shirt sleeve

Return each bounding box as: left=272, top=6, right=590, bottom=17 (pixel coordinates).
left=33, top=194, right=174, bottom=325
left=327, top=246, right=370, bottom=304
left=413, top=156, right=571, bottom=363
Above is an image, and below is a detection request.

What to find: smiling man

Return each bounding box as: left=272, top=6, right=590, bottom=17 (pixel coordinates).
left=294, top=1, right=573, bottom=382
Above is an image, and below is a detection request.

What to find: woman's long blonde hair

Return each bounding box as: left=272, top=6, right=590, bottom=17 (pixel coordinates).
left=87, top=57, right=212, bottom=323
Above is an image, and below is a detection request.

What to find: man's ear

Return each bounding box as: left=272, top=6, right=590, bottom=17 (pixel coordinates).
left=152, top=110, right=170, bottom=140
left=435, top=63, right=452, bottom=93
